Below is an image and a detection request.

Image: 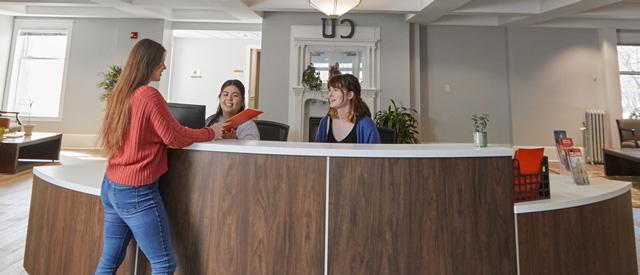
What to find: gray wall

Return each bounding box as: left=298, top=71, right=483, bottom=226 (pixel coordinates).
left=259, top=12, right=411, bottom=123
left=422, top=26, right=608, bottom=147
left=7, top=18, right=164, bottom=147
left=508, top=27, right=606, bottom=147
left=0, top=15, right=13, bottom=106
left=169, top=37, right=260, bottom=117
left=422, top=26, right=512, bottom=144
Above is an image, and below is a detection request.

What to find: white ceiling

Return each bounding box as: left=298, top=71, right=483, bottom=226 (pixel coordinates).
left=173, top=29, right=261, bottom=39
left=1, top=0, right=640, bottom=28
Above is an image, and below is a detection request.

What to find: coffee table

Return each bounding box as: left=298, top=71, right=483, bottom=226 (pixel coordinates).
left=603, top=148, right=640, bottom=176
left=0, top=132, right=62, bottom=174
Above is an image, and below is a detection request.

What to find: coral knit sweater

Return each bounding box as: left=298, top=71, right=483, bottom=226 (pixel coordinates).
left=106, top=86, right=215, bottom=186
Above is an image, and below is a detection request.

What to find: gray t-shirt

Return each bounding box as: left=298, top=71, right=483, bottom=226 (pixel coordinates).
left=213, top=115, right=260, bottom=141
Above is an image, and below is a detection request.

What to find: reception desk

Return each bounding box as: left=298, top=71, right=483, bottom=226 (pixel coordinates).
left=24, top=141, right=637, bottom=275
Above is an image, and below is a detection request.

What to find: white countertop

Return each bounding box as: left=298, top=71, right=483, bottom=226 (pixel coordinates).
left=33, top=161, right=105, bottom=196
left=514, top=174, right=631, bottom=214
left=184, top=140, right=514, bottom=158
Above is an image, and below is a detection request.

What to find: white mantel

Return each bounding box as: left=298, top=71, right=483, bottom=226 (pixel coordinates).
left=288, top=24, right=381, bottom=142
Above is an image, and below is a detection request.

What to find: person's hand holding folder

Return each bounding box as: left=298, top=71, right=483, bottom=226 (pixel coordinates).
left=209, top=121, right=230, bottom=140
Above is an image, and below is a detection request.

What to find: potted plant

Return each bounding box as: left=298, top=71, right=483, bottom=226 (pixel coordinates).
left=302, top=63, right=322, bottom=91
left=22, top=97, right=35, bottom=136
left=98, top=65, right=122, bottom=101
left=375, top=99, right=419, bottom=144
left=471, top=113, right=489, bottom=147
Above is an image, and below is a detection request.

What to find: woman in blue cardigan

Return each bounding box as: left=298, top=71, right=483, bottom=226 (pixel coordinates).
left=315, top=74, right=381, bottom=144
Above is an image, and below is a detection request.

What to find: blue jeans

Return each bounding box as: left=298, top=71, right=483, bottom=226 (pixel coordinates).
left=95, top=175, right=177, bottom=275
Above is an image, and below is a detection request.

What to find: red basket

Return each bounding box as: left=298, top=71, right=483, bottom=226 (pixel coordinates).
left=513, top=157, right=550, bottom=202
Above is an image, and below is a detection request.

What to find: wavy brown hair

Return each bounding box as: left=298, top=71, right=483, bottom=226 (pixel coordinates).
left=328, top=74, right=371, bottom=123
left=99, top=39, right=166, bottom=158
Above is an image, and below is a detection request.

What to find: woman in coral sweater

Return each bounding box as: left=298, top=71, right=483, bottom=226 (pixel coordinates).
left=95, top=39, right=227, bottom=275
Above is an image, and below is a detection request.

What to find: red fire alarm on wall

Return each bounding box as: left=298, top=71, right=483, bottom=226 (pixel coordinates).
left=130, top=32, right=138, bottom=39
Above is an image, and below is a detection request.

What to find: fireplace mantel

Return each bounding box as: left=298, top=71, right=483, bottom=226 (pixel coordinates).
left=288, top=25, right=381, bottom=141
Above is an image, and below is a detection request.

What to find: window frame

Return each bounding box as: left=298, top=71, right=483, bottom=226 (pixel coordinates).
left=2, top=19, right=73, bottom=121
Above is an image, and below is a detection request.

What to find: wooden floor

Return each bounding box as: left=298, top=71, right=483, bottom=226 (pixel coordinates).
left=0, top=150, right=103, bottom=275
left=1, top=154, right=639, bottom=274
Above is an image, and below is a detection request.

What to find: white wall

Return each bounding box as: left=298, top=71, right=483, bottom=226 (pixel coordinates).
left=260, top=12, right=411, bottom=124
left=12, top=18, right=165, bottom=148
left=422, top=26, right=512, bottom=144
left=168, top=37, right=260, bottom=117
left=421, top=26, right=612, bottom=147
left=508, top=27, right=606, bottom=147
left=0, top=15, right=13, bottom=106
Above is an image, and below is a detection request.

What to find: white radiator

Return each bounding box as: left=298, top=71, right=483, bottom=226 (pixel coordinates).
left=584, top=110, right=606, bottom=164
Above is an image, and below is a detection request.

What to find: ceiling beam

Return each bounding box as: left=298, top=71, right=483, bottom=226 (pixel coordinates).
left=499, top=0, right=624, bottom=26
left=407, top=0, right=473, bottom=23
left=90, top=0, right=172, bottom=19
left=0, top=4, right=26, bottom=15
left=211, top=0, right=261, bottom=23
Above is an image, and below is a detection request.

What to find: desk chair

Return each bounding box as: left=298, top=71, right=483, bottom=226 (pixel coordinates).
left=254, top=120, right=289, bottom=141
left=377, top=127, right=396, bottom=144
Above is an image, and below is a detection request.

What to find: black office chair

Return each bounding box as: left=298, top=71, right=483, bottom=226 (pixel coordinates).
left=377, top=127, right=396, bottom=144
left=254, top=120, right=290, bottom=141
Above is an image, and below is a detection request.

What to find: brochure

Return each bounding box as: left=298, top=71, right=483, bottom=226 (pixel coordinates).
left=553, top=130, right=570, bottom=172
left=566, top=147, right=590, bottom=185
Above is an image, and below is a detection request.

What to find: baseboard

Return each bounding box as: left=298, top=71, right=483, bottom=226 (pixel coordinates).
left=61, top=134, right=100, bottom=150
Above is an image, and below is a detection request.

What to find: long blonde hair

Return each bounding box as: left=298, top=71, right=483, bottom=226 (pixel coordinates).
left=99, top=39, right=166, bottom=158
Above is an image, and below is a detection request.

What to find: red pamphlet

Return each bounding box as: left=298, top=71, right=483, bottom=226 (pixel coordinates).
left=223, top=109, right=263, bottom=131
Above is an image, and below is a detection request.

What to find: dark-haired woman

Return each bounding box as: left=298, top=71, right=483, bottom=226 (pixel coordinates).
left=96, top=39, right=227, bottom=275
left=205, top=79, right=259, bottom=140
left=315, top=74, right=381, bottom=144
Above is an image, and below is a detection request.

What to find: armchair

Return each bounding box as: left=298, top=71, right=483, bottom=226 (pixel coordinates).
left=616, top=119, right=640, bottom=148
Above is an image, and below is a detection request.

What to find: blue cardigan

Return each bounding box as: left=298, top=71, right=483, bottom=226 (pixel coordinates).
left=315, top=115, right=381, bottom=144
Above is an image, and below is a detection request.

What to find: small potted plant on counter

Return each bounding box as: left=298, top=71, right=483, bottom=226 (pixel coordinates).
left=471, top=113, right=489, bottom=147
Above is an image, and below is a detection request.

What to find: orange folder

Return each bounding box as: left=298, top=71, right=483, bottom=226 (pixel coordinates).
left=223, top=109, right=263, bottom=131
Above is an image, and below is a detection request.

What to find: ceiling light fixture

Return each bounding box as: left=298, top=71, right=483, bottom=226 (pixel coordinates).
left=309, top=0, right=361, bottom=18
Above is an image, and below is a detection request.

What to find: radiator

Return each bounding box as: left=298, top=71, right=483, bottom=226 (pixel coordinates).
left=584, top=110, right=606, bottom=164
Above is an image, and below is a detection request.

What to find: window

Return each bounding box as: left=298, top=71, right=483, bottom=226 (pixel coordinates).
left=617, top=45, right=640, bottom=118
left=3, top=20, right=72, bottom=119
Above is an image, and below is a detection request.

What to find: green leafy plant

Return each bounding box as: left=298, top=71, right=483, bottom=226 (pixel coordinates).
left=375, top=99, right=419, bottom=144
left=471, top=114, right=489, bottom=132
left=630, top=107, right=640, bottom=119
left=302, top=63, right=322, bottom=91
left=98, top=65, right=122, bottom=101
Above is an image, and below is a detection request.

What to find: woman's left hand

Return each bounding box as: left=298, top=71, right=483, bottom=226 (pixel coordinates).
left=222, top=129, right=238, bottom=139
